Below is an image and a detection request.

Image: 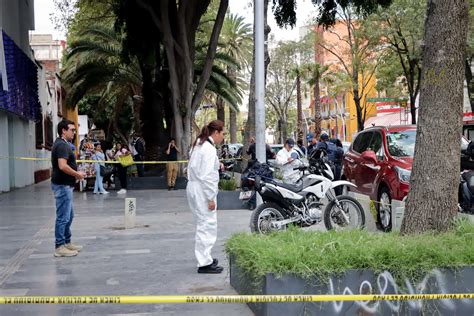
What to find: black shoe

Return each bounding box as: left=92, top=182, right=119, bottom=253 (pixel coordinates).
left=211, top=258, right=218, bottom=266
left=197, top=264, right=223, bottom=274
left=168, top=186, right=171, bottom=191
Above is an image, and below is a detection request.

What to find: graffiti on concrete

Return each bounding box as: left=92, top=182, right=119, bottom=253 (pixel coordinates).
left=328, top=269, right=473, bottom=314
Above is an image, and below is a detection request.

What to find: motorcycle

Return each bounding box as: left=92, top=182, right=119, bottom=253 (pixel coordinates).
left=459, top=171, right=474, bottom=214
left=249, top=165, right=365, bottom=234
left=459, top=140, right=474, bottom=214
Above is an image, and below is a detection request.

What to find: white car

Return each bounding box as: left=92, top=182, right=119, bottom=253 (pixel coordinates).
left=227, top=143, right=243, bottom=157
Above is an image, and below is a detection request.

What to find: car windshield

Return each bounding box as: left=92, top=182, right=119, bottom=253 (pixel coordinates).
left=386, top=130, right=416, bottom=157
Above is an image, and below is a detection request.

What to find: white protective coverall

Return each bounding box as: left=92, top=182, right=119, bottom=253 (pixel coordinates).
left=275, top=147, right=300, bottom=184
left=186, top=137, right=220, bottom=267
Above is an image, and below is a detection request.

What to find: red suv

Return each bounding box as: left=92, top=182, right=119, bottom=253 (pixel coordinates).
left=342, top=125, right=416, bottom=231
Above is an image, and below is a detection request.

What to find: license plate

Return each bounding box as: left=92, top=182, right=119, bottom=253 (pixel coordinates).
left=239, top=191, right=252, bottom=200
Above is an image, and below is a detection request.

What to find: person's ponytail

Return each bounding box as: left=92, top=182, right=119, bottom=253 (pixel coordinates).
left=193, top=120, right=224, bottom=148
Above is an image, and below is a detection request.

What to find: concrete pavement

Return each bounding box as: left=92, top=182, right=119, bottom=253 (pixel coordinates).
left=0, top=181, right=253, bottom=315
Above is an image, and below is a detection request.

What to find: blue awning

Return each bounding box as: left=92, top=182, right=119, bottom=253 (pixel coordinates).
left=0, top=30, right=41, bottom=121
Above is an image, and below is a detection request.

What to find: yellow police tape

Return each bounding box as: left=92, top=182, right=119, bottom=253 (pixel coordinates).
left=0, top=156, right=241, bottom=165
left=1, top=293, right=473, bottom=304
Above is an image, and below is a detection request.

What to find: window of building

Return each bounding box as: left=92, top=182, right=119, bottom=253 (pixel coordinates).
left=35, top=114, right=44, bottom=149
left=44, top=114, right=53, bottom=149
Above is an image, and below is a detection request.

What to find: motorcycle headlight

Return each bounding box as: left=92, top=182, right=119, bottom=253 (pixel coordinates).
left=394, top=166, right=411, bottom=183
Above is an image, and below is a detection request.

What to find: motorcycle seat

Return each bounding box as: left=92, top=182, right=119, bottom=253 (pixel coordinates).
left=277, top=181, right=304, bottom=193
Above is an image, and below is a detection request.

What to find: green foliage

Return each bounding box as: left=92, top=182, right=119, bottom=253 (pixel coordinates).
left=61, top=23, right=141, bottom=142
left=219, top=178, right=238, bottom=191
left=375, top=50, right=406, bottom=98
left=266, top=40, right=300, bottom=141
left=371, top=0, right=425, bottom=112
left=271, top=0, right=393, bottom=28
left=226, top=220, right=474, bottom=283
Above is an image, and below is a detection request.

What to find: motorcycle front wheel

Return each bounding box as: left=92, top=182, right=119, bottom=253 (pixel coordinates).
left=324, top=195, right=365, bottom=230
left=250, top=202, right=287, bottom=234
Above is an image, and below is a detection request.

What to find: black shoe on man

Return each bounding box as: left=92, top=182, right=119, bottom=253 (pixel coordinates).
left=198, top=262, right=223, bottom=274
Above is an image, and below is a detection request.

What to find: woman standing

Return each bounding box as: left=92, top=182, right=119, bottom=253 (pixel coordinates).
left=187, top=120, right=226, bottom=274
left=92, top=144, right=109, bottom=194
left=114, top=143, right=129, bottom=194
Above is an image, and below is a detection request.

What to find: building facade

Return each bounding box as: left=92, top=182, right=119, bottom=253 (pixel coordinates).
left=0, top=1, right=76, bottom=192
left=0, top=0, right=39, bottom=192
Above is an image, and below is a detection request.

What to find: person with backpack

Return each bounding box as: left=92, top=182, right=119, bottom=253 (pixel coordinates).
left=316, top=133, right=344, bottom=179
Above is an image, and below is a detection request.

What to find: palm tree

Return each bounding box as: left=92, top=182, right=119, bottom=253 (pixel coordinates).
left=218, top=13, right=253, bottom=143
left=62, top=25, right=142, bottom=144
left=304, top=63, right=330, bottom=139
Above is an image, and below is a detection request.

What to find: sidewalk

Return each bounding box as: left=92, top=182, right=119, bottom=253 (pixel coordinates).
left=0, top=181, right=253, bottom=315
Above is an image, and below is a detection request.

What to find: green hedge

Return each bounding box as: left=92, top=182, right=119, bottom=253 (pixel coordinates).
left=219, top=178, right=237, bottom=191
left=226, top=219, right=474, bottom=283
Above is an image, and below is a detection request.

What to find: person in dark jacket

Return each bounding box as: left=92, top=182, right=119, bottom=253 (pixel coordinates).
left=247, top=137, right=275, bottom=162
left=131, top=134, right=145, bottom=177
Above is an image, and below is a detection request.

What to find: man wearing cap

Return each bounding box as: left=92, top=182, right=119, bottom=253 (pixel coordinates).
left=275, top=138, right=300, bottom=184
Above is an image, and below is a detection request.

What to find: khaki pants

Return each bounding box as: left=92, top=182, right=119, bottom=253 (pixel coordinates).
left=167, top=162, right=179, bottom=187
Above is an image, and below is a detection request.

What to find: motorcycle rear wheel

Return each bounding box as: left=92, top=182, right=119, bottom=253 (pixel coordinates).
left=250, top=202, right=287, bottom=234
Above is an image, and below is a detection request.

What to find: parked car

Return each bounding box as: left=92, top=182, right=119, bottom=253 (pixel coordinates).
left=343, top=125, right=471, bottom=231
left=342, top=125, right=417, bottom=232
left=221, top=143, right=242, bottom=158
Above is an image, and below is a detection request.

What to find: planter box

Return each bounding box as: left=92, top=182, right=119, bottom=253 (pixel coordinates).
left=230, top=256, right=474, bottom=316
left=217, top=191, right=244, bottom=210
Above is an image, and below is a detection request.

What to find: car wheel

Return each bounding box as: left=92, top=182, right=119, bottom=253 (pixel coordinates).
left=377, top=187, right=392, bottom=232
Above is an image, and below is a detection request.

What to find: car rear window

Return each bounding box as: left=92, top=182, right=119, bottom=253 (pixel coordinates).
left=352, top=132, right=373, bottom=153
left=386, top=130, right=416, bottom=157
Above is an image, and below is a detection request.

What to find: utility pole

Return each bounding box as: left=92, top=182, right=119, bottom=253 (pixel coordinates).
left=255, top=0, right=265, bottom=163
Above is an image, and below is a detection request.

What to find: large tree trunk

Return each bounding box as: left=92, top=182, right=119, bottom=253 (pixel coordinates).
left=401, top=0, right=469, bottom=235
left=154, top=0, right=228, bottom=158
left=243, top=0, right=270, bottom=169
left=313, top=73, right=322, bottom=138
left=296, top=73, right=303, bottom=142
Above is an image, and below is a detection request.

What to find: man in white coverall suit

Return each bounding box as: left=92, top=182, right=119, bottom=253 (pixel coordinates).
left=275, top=138, right=300, bottom=184
left=187, top=120, right=226, bottom=274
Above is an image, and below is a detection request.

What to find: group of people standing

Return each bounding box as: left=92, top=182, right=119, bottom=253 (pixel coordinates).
left=50, top=118, right=226, bottom=272
left=88, top=134, right=146, bottom=195
left=276, top=133, right=345, bottom=186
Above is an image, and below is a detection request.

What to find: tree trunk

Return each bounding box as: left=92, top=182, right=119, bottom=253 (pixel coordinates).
left=401, top=0, right=469, bottom=235
left=227, top=65, right=238, bottom=143
left=409, top=93, right=417, bottom=124
left=296, top=73, right=303, bottom=142
left=139, top=59, right=168, bottom=163
left=354, top=96, right=364, bottom=131
left=216, top=96, right=225, bottom=123
left=281, top=115, right=288, bottom=142
left=229, top=109, right=237, bottom=143
left=313, top=72, right=322, bottom=138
